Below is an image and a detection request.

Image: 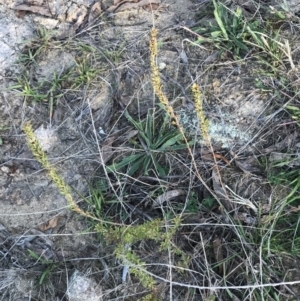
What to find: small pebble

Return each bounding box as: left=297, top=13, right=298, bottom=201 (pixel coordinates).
left=158, top=62, right=166, bottom=71
left=1, top=166, right=10, bottom=173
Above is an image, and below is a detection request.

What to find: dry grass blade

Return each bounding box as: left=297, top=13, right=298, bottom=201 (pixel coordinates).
left=225, top=185, right=257, bottom=213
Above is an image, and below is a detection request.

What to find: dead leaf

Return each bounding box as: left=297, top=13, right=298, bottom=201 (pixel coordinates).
left=262, top=133, right=298, bottom=154
left=125, top=130, right=138, bottom=140
left=153, top=189, right=185, bottom=207
left=117, top=0, right=160, bottom=12
left=143, top=3, right=160, bottom=11
left=214, top=153, right=230, bottom=166
left=38, top=216, right=60, bottom=231
left=25, top=0, right=44, bottom=5
left=261, top=203, right=271, bottom=214
left=182, top=214, right=208, bottom=224
left=179, top=50, right=189, bottom=66
left=268, top=152, right=300, bottom=168
left=212, top=237, right=223, bottom=274
left=119, top=96, right=129, bottom=107
left=107, top=0, right=137, bottom=11
left=101, top=136, right=116, bottom=163
left=211, top=168, right=226, bottom=198
left=200, top=148, right=230, bottom=166
left=233, top=212, right=257, bottom=224
left=88, top=2, right=102, bottom=25
left=234, top=158, right=261, bottom=174
left=108, top=0, right=161, bottom=12
left=58, top=9, right=87, bottom=39
left=114, top=0, right=139, bottom=5
left=71, top=10, right=86, bottom=32
left=212, top=79, right=221, bottom=94
left=212, top=167, right=232, bottom=211
left=14, top=9, right=28, bottom=18
left=14, top=4, right=52, bottom=17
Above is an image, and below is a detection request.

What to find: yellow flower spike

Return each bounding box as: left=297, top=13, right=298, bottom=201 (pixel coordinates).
left=192, top=83, right=210, bottom=145
left=150, top=29, right=174, bottom=118
left=23, top=122, right=96, bottom=220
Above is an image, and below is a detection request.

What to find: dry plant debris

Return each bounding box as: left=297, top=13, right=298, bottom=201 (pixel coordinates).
left=107, top=0, right=161, bottom=12
left=38, top=215, right=61, bottom=231
left=88, top=2, right=102, bottom=25
left=14, top=1, right=52, bottom=17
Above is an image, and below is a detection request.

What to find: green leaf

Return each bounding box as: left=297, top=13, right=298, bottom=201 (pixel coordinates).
left=236, top=6, right=242, bottom=18
left=128, top=155, right=148, bottom=176
left=9, top=84, right=24, bottom=90
left=202, top=198, right=215, bottom=210
left=213, top=0, right=229, bottom=40
left=142, top=156, right=152, bottom=175
left=272, top=162, right=287, bottom=168
left=211, top=31, right=222, bottom=38
left=154, top=130, right=180, bottom=149
left=145, top=112, right=154, bottom=143
left=247, top=28, right=264, bottom=47
left=286, top=105, right=300, bottom=112
left=232, top=7, right=243, bottom=31
left=232, top=36, right=248, bottom=51
left=232, top=16, right=238, bottom=30
left=158, top=133, right=183, bottom=150
left=106, top=153, right=144, bottom=173
left=125, top=111, right=143, bottom=132
left=39, top=269, right=50, bottom=285
left=126, top=112, right=150, bottom=145
left=197, top=36, right=212, bottom=44
left=163, top=143, right=193, bottom=151
left=152, top=156, right=167, bottom=177
left=275, top=11, right=285, bottom=20
left=28, top=249, right=40, bottom=260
